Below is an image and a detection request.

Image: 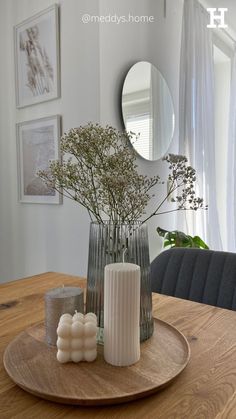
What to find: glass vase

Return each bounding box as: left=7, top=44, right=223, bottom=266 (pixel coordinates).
left=86, top=221, right=153, bottom=343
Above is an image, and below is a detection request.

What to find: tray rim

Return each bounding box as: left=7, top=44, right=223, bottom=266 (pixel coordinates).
left=3, top=318, right=191, bottom=406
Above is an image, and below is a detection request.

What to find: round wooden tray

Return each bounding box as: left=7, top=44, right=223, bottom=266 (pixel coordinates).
left=3, top=318, right=190, bottom=406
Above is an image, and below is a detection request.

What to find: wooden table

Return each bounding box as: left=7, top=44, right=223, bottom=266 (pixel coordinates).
left=0, top=273, right=236, bottom=419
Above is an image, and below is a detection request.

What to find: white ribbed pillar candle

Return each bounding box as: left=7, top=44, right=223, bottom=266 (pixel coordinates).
left=104, top=263, right=140, bottom=366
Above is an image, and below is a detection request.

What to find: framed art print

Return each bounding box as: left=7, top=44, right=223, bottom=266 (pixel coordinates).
left=16, top=115, right=62, bottom=204
left=14, top=4, right=60, bottom=108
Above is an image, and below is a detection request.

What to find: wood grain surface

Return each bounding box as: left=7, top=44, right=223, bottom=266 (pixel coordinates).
left=0, top=272, right=236, bottom=418
left=3, top=319, right=190, bottom=406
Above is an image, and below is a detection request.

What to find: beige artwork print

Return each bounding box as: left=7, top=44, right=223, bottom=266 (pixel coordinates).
left=19, top=25, right=54, bottom=96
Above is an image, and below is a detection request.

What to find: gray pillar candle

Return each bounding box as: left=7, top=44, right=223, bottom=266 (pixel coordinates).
left=45, top=286, right=84, bottom=346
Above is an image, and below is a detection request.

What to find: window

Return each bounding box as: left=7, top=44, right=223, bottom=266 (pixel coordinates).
left=126, top=113, right=152, bottom=160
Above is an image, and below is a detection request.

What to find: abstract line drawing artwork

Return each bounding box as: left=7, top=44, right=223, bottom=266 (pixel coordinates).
left=17, top=116, right=62, bottom=204
left=14, top=5, right=60, bottom=108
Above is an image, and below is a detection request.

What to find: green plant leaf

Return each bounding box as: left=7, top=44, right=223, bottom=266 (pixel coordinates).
left=192, top=236, right=209, bottom=249
left=157, top=227, right=209, bottom=250
left=164, top=241, right=170, bottom=247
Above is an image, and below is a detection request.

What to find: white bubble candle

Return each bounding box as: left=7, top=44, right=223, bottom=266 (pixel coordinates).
left=56, top=312, right=97, bottom=363
left=104, top=263, right=140, bottom=367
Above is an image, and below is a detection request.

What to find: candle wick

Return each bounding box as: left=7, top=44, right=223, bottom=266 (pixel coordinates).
left=122, top=248, right=128, bottom=263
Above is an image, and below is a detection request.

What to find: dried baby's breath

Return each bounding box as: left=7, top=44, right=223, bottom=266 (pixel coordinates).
left=38, top=124, right=206, bottom=223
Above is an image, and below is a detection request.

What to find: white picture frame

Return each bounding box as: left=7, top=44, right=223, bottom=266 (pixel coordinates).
left=14, top=4, right=60, bottom=108
left=16, top=115, right=62, bottom=204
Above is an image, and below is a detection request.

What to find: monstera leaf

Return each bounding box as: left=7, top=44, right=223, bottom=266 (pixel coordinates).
left=157, top=227, right=209, bottom=249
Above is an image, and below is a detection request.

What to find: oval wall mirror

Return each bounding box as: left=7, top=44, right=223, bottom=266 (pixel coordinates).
left=121, top=61, right=175, bottom=161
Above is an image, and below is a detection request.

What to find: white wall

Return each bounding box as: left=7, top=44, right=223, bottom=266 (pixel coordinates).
left=99, top=0, right=183, bottom=260
left=0, top=0, right=100, bottom=282
left=0, top=0, right=183, bottom=282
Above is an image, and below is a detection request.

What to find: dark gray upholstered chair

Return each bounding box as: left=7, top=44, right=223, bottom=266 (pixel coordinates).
left=150, top=248, right=236, bottom=310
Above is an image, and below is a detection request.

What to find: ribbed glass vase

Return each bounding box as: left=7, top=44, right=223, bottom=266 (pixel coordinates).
left=86, top=221, right=153, bottom=343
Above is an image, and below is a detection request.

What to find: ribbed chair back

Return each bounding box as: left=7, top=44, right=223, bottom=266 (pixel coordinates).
left=150, top=248, right=236, bottom=310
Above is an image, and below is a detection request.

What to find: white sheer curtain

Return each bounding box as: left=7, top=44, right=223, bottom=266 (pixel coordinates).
left=227, top=46, right=236, bottom=251
left=179, top=0, right=222, bottom=250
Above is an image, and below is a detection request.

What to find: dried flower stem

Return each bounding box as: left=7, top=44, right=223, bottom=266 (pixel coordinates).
left=38, top=125, right=206, bottom=225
